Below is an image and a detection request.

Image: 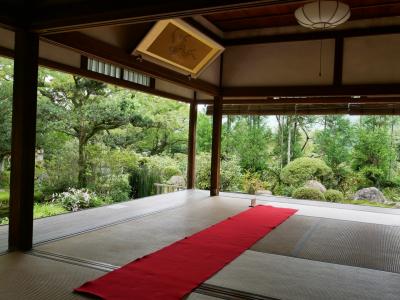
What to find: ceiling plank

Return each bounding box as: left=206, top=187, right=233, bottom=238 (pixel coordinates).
left=31, top=0, right=300, bottom=34
left=224, top=25, right=400, bottom=46
left=43, top=32, right=219, bottom=96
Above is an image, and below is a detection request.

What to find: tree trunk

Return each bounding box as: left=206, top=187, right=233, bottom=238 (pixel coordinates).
left=287, top=117, right=291, bottom=164
left=78, top=138, right=87, bottom=188
left=0, top=156, right=4, bottom=173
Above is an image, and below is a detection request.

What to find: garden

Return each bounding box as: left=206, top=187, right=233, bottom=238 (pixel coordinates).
left=1, top=56, right=400, bottom=225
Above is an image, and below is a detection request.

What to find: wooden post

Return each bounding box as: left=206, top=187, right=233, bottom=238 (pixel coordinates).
left=333, top=36, right=344, bottom=86
left=210, top=96, right=222, bottom=196
left=187, top=96, right=197, bottom=189
left=8, top=29, right=39, bottom=251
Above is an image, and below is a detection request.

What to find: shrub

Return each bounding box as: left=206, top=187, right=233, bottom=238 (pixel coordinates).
left=94, top=174, right=131, bottom=202
left=0, top=171, right=10, bottom=189
left=0, top=217, right=9, bottom=225
left=196, top=153, right=242, bottom=192
left=358, top=166, right=385, bottom=188
left=292, top=187, right=325, bottom=201
left=38, top=140, right=79, bottom=197
left=130, top=164, right=161, bottom=199
left=52, top=188, right=99, bottom=212
left=0, top=191, right=9, bottom=207
left=242, top=172, right=264, bottom=195
left=145, top=155, right=183, bottom=182
left=273, top=183, right=295, bottom=197
left=324, top=189, right=344, bottom=202
left=281, top=157, right=333, bottom=187
left=383, top=187, right=400, bottom=202
left=163, top=166, right=182, bottom=180
left=34, top=203, right=67, bottom=219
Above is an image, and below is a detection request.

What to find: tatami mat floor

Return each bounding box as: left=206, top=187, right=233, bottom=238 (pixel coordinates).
left=1, top=190, right=400, bottom=299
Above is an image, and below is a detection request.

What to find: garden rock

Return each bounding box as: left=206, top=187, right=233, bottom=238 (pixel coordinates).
left=353, top=187, right=386, bottom=203
left=304, top=180, right=326, bottom=193
left=167, top=175, right=186, bottom=187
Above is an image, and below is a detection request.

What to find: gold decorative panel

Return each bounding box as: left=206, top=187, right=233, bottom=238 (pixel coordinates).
left=134, top=19, right=224, bottom=77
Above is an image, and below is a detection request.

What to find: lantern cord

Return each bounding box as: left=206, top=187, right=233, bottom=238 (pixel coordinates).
left=319, top=39, right=323, bottom=77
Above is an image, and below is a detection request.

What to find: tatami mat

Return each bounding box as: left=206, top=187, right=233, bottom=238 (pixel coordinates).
left=0, top=190, right=210, bottom=253
left=0, top=252, right=103, bottom=300
left=252, top=215, right=400, bottom=273
left=35, top=196, right=250, bottom=266
left=206, top=251, right=400, bottom=300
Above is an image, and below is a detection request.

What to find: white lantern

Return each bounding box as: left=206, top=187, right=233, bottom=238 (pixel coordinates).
left=295, top=0, right=351, bottom=29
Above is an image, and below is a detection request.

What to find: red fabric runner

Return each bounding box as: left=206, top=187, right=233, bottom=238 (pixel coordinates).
left=75, top=205, right=297, bottom=300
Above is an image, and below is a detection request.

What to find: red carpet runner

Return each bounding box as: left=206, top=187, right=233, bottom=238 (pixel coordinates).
left=75, top=205, right=297, bottom=300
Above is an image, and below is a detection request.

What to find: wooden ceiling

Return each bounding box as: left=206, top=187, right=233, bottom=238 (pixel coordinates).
left=204, top=0, right=400, bottom=32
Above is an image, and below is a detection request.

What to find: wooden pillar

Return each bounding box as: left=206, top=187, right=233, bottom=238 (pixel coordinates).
left=8, top=29, right=39, bottom=251
left=333, top=36, right=344, bottom=86
left=187, top=98, right=197, bottom=189
left=210, top=96, right=222, bottom=196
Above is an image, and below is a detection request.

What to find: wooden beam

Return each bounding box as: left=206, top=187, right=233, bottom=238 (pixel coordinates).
left=197, top=96, right=400, bottom=105
left=206, top=103, right=400, bottom=115
left=0, top=3, right=22, bottom=31
left=9, top=29, right=39, bottom=251
left=210, top=96, right=223, bottom=196
left=0, top=46, right=15, bottom=59
left=31, top=0, right=298, bottom=34
left=187, top=94, right=197, bottom=189
left=43, top=32, right=219, bottom=96
left=0, top=47, right=193, bottom=103
left=39, top=58, right=192, bottom=103
left=224, top=25, right=400, bottom=46
left=182, top=17, right=225, bottom=46
left=222, top=84, right=400, bottom=98
left=333, top=37, right=343, bottom=86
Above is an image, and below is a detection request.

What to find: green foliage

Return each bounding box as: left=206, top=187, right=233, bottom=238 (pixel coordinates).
left=242, top=172, right=264, bottom=195
left=130, top=164, right=161, bottom=199
left=0, top=217, right=9, bottom=225
left=281, top=157, right=332, bottom=187
left=223, top=116, right=271, bottom=172
left=144, top=155, right=184, bottom=182
left=196, top=112, right=212, bottom=153
left=383, top=187, right=400, bottom=202
left=38, top=140, right=79, bottom=197
left=0, top=170, right=10, bottom=189
left=358, top=166, right=386, bottom=188
left=352, top=126, right=396, bottom=186
left=0, top=191, right=8, bottom=207
left=315, top=116, right=354, bottom=169
left=272, top=183, right=295, bottom=197
left=34, top=203, right=67, bottom=219
left=0, top=58, right=13, bottom=161
left=324, top=189, right=345, bottom=202
left=292, top=187, right=326, bottom=201
left=196, top=153, right=243, bottom=191
left=94, top=174, right=131, bottom=203
left=38, top=72, right=145, bottom=187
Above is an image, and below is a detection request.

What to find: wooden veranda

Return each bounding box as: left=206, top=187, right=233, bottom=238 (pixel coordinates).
left=1, top=0, right=400, bottom=254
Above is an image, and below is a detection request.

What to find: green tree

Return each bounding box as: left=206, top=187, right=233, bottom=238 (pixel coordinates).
left=315, top=116, right=354, bottom=169
left=196, top=110, right=212, bottom=153
left=38, top=71, right=144, bottom=187
left=0, top=58, right=13, bottom=171
left=222, top=116, right=271, bottom=172
left=352, top=121, right=396, bottom=186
